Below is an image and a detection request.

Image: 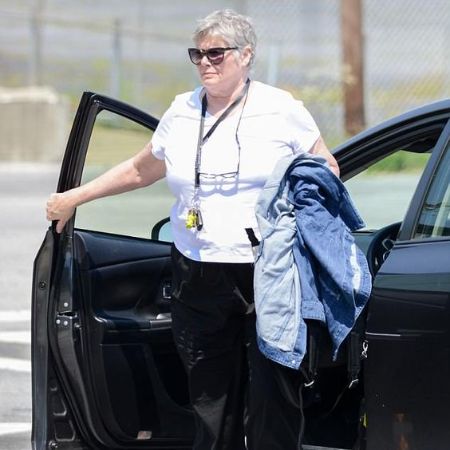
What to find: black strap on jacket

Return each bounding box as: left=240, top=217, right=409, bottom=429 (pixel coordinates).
left=347, top=305, right=369, bottom=388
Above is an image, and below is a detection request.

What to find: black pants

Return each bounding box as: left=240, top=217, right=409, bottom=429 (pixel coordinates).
left=170, top=246, right=303, bottom=450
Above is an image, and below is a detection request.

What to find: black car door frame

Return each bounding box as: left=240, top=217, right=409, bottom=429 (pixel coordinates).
left=31, top=93, right=178, bottom=450
left=56, top=92, right=159, bottom=200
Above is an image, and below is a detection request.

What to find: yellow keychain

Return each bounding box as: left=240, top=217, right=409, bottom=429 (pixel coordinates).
left=186, top=208, right=203, bottom=230
left=186, top=209, right=198, bottom=229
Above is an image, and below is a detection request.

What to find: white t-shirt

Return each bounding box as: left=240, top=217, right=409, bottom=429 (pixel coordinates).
left=151, top=80, right=320, bottom=263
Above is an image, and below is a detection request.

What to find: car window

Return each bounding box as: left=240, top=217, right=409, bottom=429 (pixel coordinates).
left=75, top=110, right=174, bottom=239
left=413, top=142, right=450, bottom=239
left=345, top=150, right=430, bottom=230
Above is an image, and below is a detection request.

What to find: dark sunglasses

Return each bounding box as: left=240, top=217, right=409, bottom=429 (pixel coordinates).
left=188, top=47, right=238, bottom=65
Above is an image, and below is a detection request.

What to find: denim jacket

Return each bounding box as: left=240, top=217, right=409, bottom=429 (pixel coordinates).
left=254, top=153, right=372, bottom=369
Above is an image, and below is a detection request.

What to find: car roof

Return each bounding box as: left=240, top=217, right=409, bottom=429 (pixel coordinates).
left=333, top=99, right=450, bottom=153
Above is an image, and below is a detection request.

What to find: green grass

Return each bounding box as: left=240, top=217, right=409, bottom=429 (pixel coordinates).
left=85, top=116, right=153, bottom=166
left=366, top=151, right=429, bottom=174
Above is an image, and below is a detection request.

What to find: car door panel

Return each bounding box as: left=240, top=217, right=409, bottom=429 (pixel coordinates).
left=74, top=230, right=173, bottom=330
left=47, top=233, right=194, bottom=449
left=72, top=230, right=193, bottom=441
left=32, top=93, right=194, bottom=450
left=366, top=241, right=450, bottom=335
left=365, top=240, right=450, bottom=450
left=32, top=230, right=56, bottom=450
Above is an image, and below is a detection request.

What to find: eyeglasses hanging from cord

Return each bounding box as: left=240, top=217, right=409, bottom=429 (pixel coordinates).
left=186, top=79, right=251, bottom=231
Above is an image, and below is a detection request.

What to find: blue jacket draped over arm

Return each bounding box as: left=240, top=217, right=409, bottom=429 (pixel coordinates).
left=254, top=154, right=372, bottom=369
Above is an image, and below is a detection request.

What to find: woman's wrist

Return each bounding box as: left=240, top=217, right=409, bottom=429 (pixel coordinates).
left=64, top=186, right=85, bottom=209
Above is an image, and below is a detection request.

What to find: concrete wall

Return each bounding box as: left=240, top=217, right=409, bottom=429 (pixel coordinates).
left=0, top=87, right=69, bottom=162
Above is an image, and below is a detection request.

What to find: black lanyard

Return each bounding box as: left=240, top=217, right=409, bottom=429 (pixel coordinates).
left=194, top=79, right=250, bottom=188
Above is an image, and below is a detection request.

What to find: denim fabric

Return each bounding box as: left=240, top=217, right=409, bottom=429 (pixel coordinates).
left=254, top=154, right=372, bottom=369
left=253, top=155, right=303, bottom=367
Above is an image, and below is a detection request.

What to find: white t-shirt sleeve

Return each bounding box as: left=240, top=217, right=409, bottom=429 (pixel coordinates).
left=150, top=89, right=200, bottom=161
left=150, top=106, right=174, bottom=161
left=284, top=98, right=321, bottom=155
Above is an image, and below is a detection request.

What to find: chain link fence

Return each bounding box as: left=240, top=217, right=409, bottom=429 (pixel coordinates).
left=1, top=0, right=449, bottom=148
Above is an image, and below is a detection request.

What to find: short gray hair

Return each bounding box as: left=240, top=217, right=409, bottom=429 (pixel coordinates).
left=193, top=9, right=257, bottom=67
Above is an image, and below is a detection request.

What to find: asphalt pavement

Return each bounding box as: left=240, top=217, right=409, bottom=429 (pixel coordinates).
left=0, top=162, right=60, bottom=450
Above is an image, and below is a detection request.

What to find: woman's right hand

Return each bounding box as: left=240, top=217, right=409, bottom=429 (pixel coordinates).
left=46, top=191, right=78, bottom=234
left=44, top=143, right=165, bottom=234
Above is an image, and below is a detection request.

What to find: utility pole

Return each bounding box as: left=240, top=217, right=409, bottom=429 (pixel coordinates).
left=341, top=0, right=365, bottom=135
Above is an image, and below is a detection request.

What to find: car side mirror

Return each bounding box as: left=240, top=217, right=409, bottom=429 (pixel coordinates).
left=151, top=217, right=172, bottom=242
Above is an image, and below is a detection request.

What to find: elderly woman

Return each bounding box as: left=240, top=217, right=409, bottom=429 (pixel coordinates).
left=47, top=9, right=338, bottom=450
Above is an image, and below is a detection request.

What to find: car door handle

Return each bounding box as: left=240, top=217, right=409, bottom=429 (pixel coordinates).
left=149, top=313, right=172, bottom=330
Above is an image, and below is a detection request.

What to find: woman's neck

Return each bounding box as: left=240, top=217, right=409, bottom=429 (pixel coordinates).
left=205, top=78, right=249, bottom=116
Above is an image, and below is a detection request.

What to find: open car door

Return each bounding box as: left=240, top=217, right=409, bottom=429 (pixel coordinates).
left=32, top=93, right=194, bottom=450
